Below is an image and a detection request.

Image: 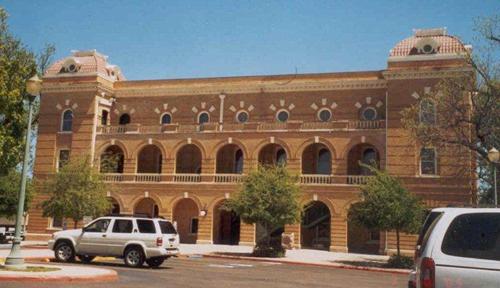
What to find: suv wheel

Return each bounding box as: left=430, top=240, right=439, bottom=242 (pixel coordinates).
left=54, top=241, right=75, bottom=262
left=146, top=257, right=165, bottom=268
left=124, top=247, right=145, bottom=267
left=78, top=254, right=95, bottom=263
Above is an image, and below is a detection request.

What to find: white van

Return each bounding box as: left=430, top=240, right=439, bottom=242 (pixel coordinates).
left=411, top=208, right=500, bottom=288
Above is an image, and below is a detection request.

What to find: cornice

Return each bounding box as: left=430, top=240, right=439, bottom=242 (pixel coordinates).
left=42, top=81, right=114, bottom=95
left=115, top=79, right=388, bottom=97
left=382, top=67, right=473, bottom=80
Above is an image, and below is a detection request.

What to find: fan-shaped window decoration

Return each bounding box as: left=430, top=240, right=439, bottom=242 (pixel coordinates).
left=61, top=110, right=73, bottom=132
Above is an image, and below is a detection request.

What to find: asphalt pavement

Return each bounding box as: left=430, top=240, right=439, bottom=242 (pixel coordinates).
left=1, top=256, right=408, bottom=288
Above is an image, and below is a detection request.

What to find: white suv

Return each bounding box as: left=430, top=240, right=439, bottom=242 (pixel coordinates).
left=411, top=208, right=500, bottom=288
left=48, top=216, right=179, bottom=267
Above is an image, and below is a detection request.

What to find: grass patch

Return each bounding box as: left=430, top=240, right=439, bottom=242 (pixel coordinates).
left=0, top=265, right=60, bottom=272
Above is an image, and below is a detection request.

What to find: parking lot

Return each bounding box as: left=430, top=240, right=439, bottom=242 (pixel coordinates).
left=1, top=256, right=407, bottom=288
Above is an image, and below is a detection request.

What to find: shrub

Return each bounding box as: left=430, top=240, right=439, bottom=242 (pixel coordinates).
left=386, top=255, right=414, bottom=269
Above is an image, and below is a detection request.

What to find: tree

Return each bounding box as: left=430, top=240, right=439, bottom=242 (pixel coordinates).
left=0, top=170, right=34, bottom=219
left=40, top=156, right=112, bottom=228
left=0, top=7, right=55, bottom=175
left=349, top=165, right=425, bottom=257
left=401, top=15, right=499, bottom=204
left=223, top=165, right=302, bottom=256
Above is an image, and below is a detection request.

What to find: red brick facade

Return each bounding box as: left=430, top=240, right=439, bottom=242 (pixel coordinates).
left=27, top=29, right=475, bottom=254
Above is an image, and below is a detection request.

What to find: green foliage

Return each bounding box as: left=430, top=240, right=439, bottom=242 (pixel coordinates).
left=0, top=7, right=55, bottom=175
left=224, top=165, right=302, bottom=256
left=386, top=255, right=414, bottom=269
left=40, top=156, right=112, bottom=228
left=349, top=165, right=425, bottom=256
left=0, top=169, right=34, bottom=218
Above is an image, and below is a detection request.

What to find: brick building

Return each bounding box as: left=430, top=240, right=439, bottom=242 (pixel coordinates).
left=27, top=28, right=475, bottom=254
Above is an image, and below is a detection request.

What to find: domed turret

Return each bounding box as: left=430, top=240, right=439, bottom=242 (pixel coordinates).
left=388, top=28, right=471, bottom=67
left=44, top=50, right=125, bottom=81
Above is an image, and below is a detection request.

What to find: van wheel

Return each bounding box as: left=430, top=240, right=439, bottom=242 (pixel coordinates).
left=78, top=255, right=95, bottom=263
left=146, top=257, right=165, bottom=268
left=124, top=247, right=144, bottom=267
left=54, top=241, right=75, bottom=262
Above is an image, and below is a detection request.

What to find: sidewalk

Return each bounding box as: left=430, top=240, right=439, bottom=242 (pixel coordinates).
left=0, top=263, right=117, bottom=282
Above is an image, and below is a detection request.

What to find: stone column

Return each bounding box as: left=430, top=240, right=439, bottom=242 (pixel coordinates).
left=239, top=222, right=255, bottom=246
left=196, top=212, right=213, bottom=244
left=284, top=224, right=301, bottom=249
left=330, top=213, right=348, bottom=252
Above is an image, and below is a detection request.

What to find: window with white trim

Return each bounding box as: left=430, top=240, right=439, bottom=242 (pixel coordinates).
left=276, top=110, right=289, bottom=122
left=161, top=113, right=172, bottom=124
left=58, top=149, right=70, bottom=171
left=61, top=110, right=73, bottom=132
left=198, top=112, right=209, bottom=124
left=420, top=100, right=436, bottom=125
left=318, top=109, right=332, bottom=122
left=420, top=148, right=437, bottom=175
left=51, top=216, right=63, bottom=229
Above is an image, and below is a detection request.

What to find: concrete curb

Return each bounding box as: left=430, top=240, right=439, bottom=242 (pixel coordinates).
left=203, top=253, right=411, bottom=275
left=0, top=265, right=118, bottom=282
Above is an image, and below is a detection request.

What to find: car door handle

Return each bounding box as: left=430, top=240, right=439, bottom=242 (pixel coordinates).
left=102, top=234, right=107, bottom=238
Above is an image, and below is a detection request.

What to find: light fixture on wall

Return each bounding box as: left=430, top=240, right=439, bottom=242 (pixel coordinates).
left=199, top=209, right=208, bottom=217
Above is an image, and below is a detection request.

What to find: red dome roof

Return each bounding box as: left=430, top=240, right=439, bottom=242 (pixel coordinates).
left=45, top=50, right=125, bottom=81
left=390, top=28, right=468, bottom=57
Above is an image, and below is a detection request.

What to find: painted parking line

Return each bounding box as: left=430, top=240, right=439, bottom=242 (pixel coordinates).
left=208, top=264, right=235, bottom=268
left=228, top=263, right=254, bottom=267
left=260, top=262, right=282, bottom=265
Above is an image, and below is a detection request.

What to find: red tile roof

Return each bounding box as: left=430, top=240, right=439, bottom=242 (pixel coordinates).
left=45, top=50, right=125, bottom=81
left=390, top=34, right=467, bottom=57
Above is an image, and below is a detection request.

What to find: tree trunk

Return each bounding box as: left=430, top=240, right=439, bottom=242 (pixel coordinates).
left=265, top=223, right=271, bottom=247
left=396, top=228, right=400, bottom=257
left=74, top=220, right=78, bottom=229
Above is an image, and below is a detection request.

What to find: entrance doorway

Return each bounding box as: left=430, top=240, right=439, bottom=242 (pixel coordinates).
left=213, top=201, right=240, bottom=245
left=301, top=201, right=331, bottom=250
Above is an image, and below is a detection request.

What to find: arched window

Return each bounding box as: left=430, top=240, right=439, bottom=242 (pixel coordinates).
left=420, top=100, right=436, bottom=125
left=361, top=148, right=379, bottom=175
left=119, top=113, right=131, bottom=125
left=61, top=110, right=73, bottom=132
left=235, top=149, right=244, bottom=174
left=276, top=149, right=287, bottom=165
left=101, top=110, right=109, bottom=126
left=161, top=113, right=172, bottom=124
left=317, top=148, right=331, bottom=174
left=198, top=112, right=209, bottom=124
left=420, top=148, right=437, bottom=175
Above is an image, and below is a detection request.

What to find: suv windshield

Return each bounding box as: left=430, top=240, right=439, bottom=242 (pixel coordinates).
left=159, top=221, right=177, bottom=234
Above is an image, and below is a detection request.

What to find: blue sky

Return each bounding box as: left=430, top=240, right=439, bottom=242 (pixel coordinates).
left=2, top=1, right=499, bottom=80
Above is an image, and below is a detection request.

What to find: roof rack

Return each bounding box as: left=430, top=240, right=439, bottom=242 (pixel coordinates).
left=104, top=213, right=166, bottom=219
